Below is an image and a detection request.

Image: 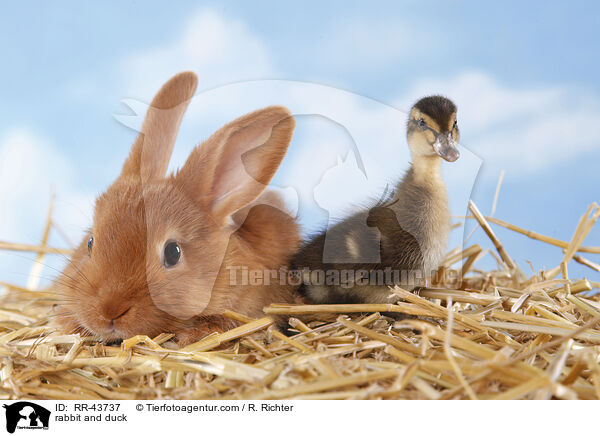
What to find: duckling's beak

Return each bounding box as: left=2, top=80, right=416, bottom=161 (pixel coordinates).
left=433, top=133, right=460, bottom=162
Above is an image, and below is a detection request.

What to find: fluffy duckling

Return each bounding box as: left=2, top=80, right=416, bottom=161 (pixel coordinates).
left=292, top=96, right=460, bottom=304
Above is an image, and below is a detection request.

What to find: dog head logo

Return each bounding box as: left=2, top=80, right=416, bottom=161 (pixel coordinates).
left=3, top=402, right=50, bottom=433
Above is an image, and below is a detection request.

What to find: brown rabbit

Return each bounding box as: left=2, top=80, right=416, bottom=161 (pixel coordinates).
left=54, top=71, right=301, bottom=345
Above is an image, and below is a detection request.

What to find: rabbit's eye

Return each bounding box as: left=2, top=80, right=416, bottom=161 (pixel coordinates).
left=163, top=241, right=181, bottom=268
left=87, top=236, right=94, bottom=254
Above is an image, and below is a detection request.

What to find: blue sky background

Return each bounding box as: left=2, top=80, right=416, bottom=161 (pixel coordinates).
left=0, top=1, right=599, bottom=288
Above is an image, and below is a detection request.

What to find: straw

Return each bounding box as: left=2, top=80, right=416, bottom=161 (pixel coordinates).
left=0, top=192, right=599, bottom=399
left=0, top=241, right=71, bottom=256
left=468, top=200, right=517, bottom=271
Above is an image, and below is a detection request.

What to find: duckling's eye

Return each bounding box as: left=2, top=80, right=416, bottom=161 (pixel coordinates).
left=453, top=120, right=458, bottom=129
left=418, top=119, right=427, bottom=129
left=163, top=241, right=181, bottom=268
left=87, top=236, right=94, bottom=254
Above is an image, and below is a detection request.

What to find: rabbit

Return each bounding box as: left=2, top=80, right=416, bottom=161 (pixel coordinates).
left=53, top=71, right=301, bottom=345
left=292, top=95, right=460, bottom=306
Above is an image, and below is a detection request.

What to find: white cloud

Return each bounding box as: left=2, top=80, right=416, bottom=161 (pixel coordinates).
left=0, top=129, right=93, bottom=286
left=120, top=8, right=274, bottom=99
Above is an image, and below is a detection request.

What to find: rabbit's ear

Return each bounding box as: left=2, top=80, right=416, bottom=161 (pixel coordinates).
left=176, top=106, right=295, bottom=223
left=120, top=71, right=198, bottom=182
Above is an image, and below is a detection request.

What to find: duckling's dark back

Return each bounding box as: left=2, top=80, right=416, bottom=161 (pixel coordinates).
left=292, top=165, right=448, bottom=305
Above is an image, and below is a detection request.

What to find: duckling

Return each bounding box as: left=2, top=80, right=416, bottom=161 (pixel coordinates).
left=292, top=95, right=460, bottom=304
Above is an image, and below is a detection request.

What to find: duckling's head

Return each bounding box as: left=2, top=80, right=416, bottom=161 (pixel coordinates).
left=407, top=96, right=460, bottom=162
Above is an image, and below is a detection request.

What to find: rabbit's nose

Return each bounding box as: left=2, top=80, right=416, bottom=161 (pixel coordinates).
left=101, top=302, right=131, bottom=322
left=111, top=307, right=131, bottom=321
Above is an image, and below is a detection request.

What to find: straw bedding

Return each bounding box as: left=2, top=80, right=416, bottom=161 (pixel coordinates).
left=0, top=197, right=599, bottom=400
